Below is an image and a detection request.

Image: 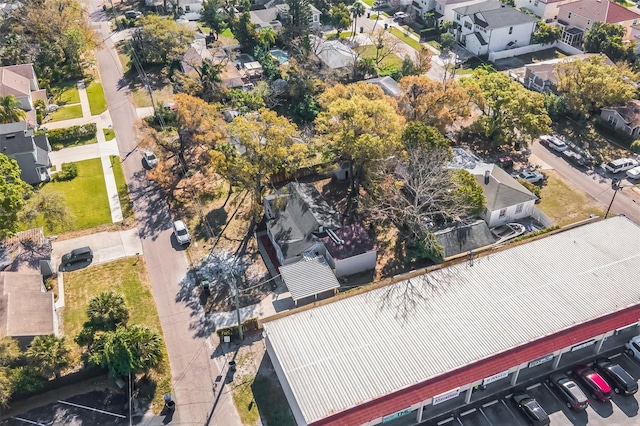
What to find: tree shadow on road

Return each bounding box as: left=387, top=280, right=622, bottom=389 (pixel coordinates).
left=126, top=169, right=172, bottom=240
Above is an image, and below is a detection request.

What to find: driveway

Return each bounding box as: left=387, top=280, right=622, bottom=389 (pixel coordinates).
left=51, top=228, right=143, bottom=268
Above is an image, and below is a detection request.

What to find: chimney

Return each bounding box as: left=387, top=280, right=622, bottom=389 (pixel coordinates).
left=484, top=170, right=490, bottom=185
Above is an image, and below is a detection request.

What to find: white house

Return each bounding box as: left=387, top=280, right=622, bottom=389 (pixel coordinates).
left=413, top=0, right=486, bottom=27
left=601, top=100, right=640, bottom=138
left=514, top=0, right=575, bottom=23
left=453, top=0, right=538, bottom=56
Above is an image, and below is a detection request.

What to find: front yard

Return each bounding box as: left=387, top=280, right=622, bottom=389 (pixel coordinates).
left=85, top=80, right=108, bottom=115
left=62, top=257, right=171, bottom=413
left=47, top=105, right=83, bottom=122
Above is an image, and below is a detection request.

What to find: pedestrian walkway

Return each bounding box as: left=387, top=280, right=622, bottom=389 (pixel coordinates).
left=46, top=80, right=123, bottom=224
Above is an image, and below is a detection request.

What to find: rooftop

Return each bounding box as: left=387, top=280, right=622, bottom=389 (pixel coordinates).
left=602, top=100, right=640, bottom=128
left=559, top=0, right=640, bottom=23
left=0, top=271, right=55, bottom=338
left=279, top=257, right=340, bottom=302
left=473, top=164, right=537, bottom=209
left=264, top=216, right=640, bottom=425
left=322, top=223, right=376, bottom=261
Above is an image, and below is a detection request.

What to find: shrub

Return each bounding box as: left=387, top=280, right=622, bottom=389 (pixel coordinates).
left=46, top=124, right=97, bottom=148
left=216, top=317, right=259, bottom=340
left=54, top=163, right=78, bottom=181
left=518, top=179, right=542, bottom=199
left=9, top=366, right=47, bottom=396
left=631, top=139, right=640, bottom=154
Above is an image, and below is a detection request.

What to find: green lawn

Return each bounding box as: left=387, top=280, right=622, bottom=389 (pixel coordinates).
left=354, top=45, right=403, bottom=68
left=110, top=155, right=133, bottom=220
left=233, top=373, right=295, bottom=426
left=537, top=172, right=605, bottom=227
left=41, top=158, right=111, bottom=232
left=86, top=81, right=108, bottom=115
left=103, top=128, right=116, bottom=141
left=389, top=27, right=423, bottom=50
left=62, top=257, right=171, bottom=413
left=324, top=31, right=352, bottom=40
left=47, top=105, right=83, bottom=122
left=51, top=80, right=80, bottom=105
left=361, top=0, right=374, bottom=6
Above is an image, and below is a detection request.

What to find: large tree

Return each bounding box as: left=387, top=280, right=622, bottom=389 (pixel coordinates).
left=555, top=55, right=638, bottom=117
left=0, top=95, right=26, bottom=124
left=584, top=22, right=634, bottom=63
left=201, top=0, right=225, bottom=39
left=329, top=3, right=352, bottom=34
left=87, top=291, right=130, bottom=331
left=25, top=335, right=71, bottom=379
left=315, top=82, right=404, bottom=197
left=462, top=68, right=551, bottom=147
left=0, top=154, right=32, bottom=239
left=531, top=21, right=561, bottom=45
left=19, top=191, right=73, bottom=233
left=284, top=0, right=313, bottom=40
left=133, top=15, right=195, bottom=65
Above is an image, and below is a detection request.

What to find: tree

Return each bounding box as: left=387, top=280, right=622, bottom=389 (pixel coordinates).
left=398, top=76, right=472, bottom=132
left=216, top=109, right=308, bottom=219
left=0, top=33, right=29, bottom=66
left=0, top=154, right=32, bottom=239
left=584, top=22, right=633, bottom=63
left=315, top=82, right=404, bottom=199
left=133, top=15, right=195, bottom=65
left=19, top=191, right=73, bottom=232
left=0, top=95, right=26, bottom=124
left=25, top=335, right=71, bottom=379
left=329, top=3, right=352, bottom=34
left=555, top=55, right=638, bottom=117
left=88, top=325, right=163, bottom=377
left=87, top=291, right=130, bottom=331
left=201, top=0, right=225, bottom=38
left=400, top=48, right=432, bottom=77
left=0, top=337, right=20, bottom=367
left=531, top=21, right=561, bottom=45
left=175, top=58, right=224, bottom=102
left=227, top=88, right=266, bottom=112
left=439, top=32, right=455, bottom=50
left=0, top=367, right=12, bottom=408
left=284, top=0, right=313, bottom=40
left=351, top=2, right=365, bottom=36
left=462, top=68, right=551, bottom=146
left=233, top=0, right=258, bottom=49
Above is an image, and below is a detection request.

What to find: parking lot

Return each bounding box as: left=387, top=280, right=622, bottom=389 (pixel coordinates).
left=424, top=351, right=640, bottom=426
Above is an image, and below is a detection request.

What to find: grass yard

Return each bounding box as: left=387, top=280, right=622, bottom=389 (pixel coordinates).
left=388, top=27, right=423, bottom=50
left=514, top=48, right=566, bottom=64
left=233, top=374, right=295, bottom=426
left=324, top=31, right=352, bottom=40
left=361, top=0, right=374, bottom=6
left=132, top=85, right=174, bottom=108
left=110, top=155, right=134, bottom=220
left=103, top=128, right=116, bottom=141
left=354, top=45, right=403, bottom=69
left=537, top=171, right=605, bottom=227
left=85, top=80, right=108, bottom=115
left=62, top=258, right=171, bottom=413
left=51, top=80, right=81, bottom=105
left=47, top=105, right=83, bottom=122
left=41, top=158, right=111, bottom=232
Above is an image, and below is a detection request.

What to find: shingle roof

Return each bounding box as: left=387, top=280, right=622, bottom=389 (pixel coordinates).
left=0, top=121, right=34, bottom=156
left=322, top=223, right=376, bottom=260
left=0, top=67, right=30, bottom=98
left=263, top=215, right=640, bottom=425
left=364, top=76, right=402, bottom=97
left=456, top=0, right=535, bottom=28
left=435, top=219, right=496, bottom=258
left=0, top=272, right=55, bottom=338
left=474, top=165, right=537, bottom=210
left=279, top=257, right=340, bottom=302
left=602, top=100, right=640, bottom=128
left=559, top=0, right=640, bottom=23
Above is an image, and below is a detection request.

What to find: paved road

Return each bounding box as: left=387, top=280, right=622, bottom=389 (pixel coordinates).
left=531, top=141, right=640, bottom=225
left=87, top=7, right=241, bottom=426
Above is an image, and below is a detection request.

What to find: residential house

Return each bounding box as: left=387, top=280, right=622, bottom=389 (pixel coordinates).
left=601, top=100, right=640, bottom=138
left=364, top=76, right=402, bottom=97
left=434, top=219, right=497, bottom=259
left=522, top=53, right=612, bottom=93
left=250, top=3, right=321, bottom=32
left=180, top=40, right=254, bottom=90
left=557, top=0, right=640, bottom=47
left=0, top=63, right=47, bottom=127
left=0, top=121, right=51, bottom=185
left=453, top=0, right=538, bottom=56
left=514, top=0, right=575, bottom=22
left=413, top=0, right=486, bottom=26
left=312, top=36, right=356, bottom=71
left=263, top=182, right=377, bottom=277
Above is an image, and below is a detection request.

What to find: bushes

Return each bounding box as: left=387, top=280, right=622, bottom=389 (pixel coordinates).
left=631, top=139, right=640, bottom=154
left=46, top=124, right=97, bottom=150
left=54, top=163, right=78, bottom=181
left=518, top=179, right=542, bottom=199
left=216, top=317, right=259, bottom=340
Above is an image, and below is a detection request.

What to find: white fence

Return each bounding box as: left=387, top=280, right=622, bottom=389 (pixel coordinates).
left=488, top=41, right=584, bottom=62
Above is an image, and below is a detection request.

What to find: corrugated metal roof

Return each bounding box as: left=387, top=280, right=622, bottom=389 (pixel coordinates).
left=263, top=216, right=640, bottom=424
left=279, top=258, right=340, bottom=302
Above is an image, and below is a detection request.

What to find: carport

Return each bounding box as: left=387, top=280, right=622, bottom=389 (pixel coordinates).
left=279, top=257, right=340, bottom=307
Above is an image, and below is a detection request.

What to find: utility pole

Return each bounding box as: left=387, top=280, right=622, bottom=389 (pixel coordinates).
left=230, top=276, right=243, bottom=341
left=605, top=178, right=622, bottom=219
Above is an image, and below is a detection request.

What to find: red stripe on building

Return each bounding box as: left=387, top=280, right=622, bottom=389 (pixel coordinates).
left=311, top=304, right=640, bottom=426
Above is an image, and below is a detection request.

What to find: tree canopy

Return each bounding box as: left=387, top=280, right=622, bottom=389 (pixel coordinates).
left=329, top=3, right=352, bottom=33
left=584, top=22, right=634, bottom=63
left=531, top=21, right=561, bottom=45
left=25, top=335, right=71, bottom=379
left=133, top=15, right=195, bottom=65
left=0, top=154, right=32, bottom=239
left=0, top=95, right=26, bottom=124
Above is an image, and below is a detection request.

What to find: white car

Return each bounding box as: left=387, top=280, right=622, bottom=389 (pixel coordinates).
left=546, top=136, right=568, bottom=152
left=143, top=150, right=158, bottom=168
left=606, top=158, right=639, bottom=174
left=173, top=220, right=191, bottom=245
left=517, top=170, right=544, bottom=184
left=626, top=335, right=640, bottom=362
left=626, top=166, right=640, bottom=180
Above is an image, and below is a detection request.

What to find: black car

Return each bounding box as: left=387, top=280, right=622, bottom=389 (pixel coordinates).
left=513, top=392, right=550, bottom=426
left=595, top=357, right=639, bottom=396
left=548, top=373, right=589, bottom=410
left=61, top=246, right=93, bottom=267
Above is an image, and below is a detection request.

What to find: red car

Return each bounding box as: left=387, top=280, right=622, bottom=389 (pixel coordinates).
left=574, top=365, right=612, bottom=402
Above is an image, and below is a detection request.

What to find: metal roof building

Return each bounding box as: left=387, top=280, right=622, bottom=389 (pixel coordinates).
left=279, top=257, right=340, bottom=305
left=263, top=216, right=640, bottom=426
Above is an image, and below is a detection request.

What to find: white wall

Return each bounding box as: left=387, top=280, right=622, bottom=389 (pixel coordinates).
left=486, top=200, right=536, bottom=227
left=489, top=42, right=551, bottom=61
left=334, top=250, right=377, bottom=277
left=556, top=41, right=583, bottom=55
left=487, top=22, right=535, bottom=52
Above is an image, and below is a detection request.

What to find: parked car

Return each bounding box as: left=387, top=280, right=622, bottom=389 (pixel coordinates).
left=574, top=364, right=612, bottom=402
left=595, top=357, right=638, bottom=396
left=173, top=220, right=191, bottom=245
left=540, top=135, right=568, bottom=152
left=393, top=11, right=408, bottom=21
left=548, top=373, right=589, bottom=410
left=124, top=10, right=141, bottom=18
left=61, top=246, right=93, bottom=267
left=517, top=170, right=544, bottom=184
left=497, top=156, right=514, bottom=169
left=512, top=392, right=550, bottom=426
left=626, top=335, right=640, bottom=362
left=605, top=158, right=638, bottom=174
left=143, top=150, right=158, bottom=168
left=626, top=165, right=640, bottom=180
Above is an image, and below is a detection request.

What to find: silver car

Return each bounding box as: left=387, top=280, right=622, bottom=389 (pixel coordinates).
left=143, top=150, right=158, bottom=168
left=173, top=220, right=191, bottom=245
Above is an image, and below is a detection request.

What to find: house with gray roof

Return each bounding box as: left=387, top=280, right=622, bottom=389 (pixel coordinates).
left=434, top=219, right=496, bottom=259
left=453, top=0, right=537, bottom=56
left=364, top=76, right=401, bottom=97
left=0, top=121, right=51, bottom=185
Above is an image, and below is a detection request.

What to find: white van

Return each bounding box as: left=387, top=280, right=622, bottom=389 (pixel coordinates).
left=393, top=12, right=408, bottom=21
left=605, top=158, right=638, bottom=174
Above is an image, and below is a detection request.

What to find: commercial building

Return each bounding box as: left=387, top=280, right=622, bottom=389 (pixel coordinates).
left=263, top=216, right=640, bottom=425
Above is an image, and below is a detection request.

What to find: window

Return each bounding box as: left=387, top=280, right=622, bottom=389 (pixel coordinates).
left=464, top=21, right=472, bottom=30
left=515, top=204, right=523, bottom=214
left=509, top=26, right=513, bottom=34
left=456, top=13, right=461, bottom=20
left=608, top=115, right=618, bottom=126
left=5, top=134, right=15, bottom=139
left=634, top=342, right=640, bottom=352
left=499, top=209, right=507, bottom=218
left=185, top=5, right=190, bottom=11
left=568, top=12, right=572, bottom=18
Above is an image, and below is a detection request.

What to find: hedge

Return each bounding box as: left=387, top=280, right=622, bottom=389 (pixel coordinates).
left=46, top=123, right=97, bottom=148
left=216, top=317, right=260, bottom=341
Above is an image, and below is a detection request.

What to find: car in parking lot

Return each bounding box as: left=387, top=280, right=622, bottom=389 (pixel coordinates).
left=595, top=357, right=638, bottom=396
left=173, top=220, right=191, bottom=245
left=548, top=372, right=589, bottom=410
left=626, top=335, right=640, bottom=362
left=540, top=135, right=568, bottom=152
left=605, top=158, right=638, bottom=174
left=61, top=246, right=93, bottom=267
left=574, top=364, right=612, bottom=402
left=517, top=170, right=544, bottom=184
left=143, top=150, right=158, bottom=168
left=626, top=165, right=640, bottom=180
left=512, top=392, right=550, bottom=426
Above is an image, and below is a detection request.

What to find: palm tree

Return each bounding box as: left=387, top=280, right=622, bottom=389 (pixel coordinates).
left=25, top=335, right=71, bottom=379
left=87, top=291, right=130, bottom=331
left=0, top=95, right=26, bottom=124
left=351, top=2, right=366, bottom=37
